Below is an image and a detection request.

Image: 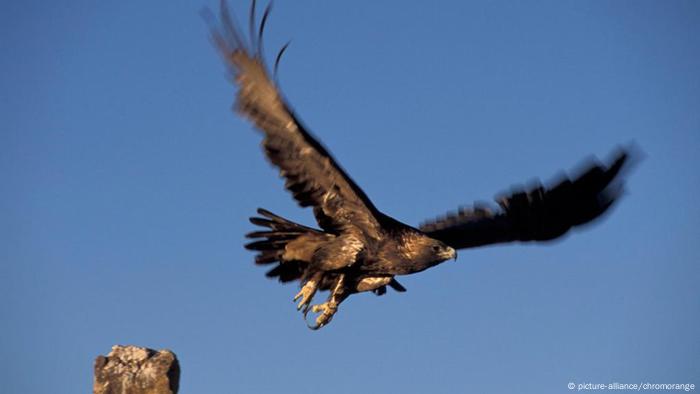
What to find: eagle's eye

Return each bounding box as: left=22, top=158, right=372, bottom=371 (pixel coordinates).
left=431, top=245, right=442, bottom=253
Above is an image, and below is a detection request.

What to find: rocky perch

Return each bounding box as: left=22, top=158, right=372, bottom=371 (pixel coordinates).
left=93, top=345, right=180, bottom=394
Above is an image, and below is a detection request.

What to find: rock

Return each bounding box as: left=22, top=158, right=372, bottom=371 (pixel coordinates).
left=93, top=345, right=180, bottom=394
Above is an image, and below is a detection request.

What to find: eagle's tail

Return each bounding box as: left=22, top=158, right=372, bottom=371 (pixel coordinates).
left=244, top=208, right=325, bottom=282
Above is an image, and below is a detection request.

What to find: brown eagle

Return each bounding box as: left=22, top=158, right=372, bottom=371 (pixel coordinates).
left=208, top=1, right=634, bottom=329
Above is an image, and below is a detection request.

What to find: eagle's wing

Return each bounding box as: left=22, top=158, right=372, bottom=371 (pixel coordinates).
left=420, top=149, right=633, bottom=249
left=209, top=1, right=382, bottom=237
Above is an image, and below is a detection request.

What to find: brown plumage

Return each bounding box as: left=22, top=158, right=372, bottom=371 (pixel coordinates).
left=207, top=1, right=635, bottom=329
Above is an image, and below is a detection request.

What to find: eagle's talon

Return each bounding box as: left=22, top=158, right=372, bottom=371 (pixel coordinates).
left=303, top=301, right=337, bottom=329
left=293, top=288, right=312, bottom=311
left=294, top=275, right=320, bottom=311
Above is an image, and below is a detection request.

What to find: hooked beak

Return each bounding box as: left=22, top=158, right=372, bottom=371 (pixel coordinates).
left=442, top=247, right=457, bottom=261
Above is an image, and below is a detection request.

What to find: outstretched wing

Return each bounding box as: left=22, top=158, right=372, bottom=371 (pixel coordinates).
left=208, top=1, right=382, bottom=237
left=420, top=149, right=634, bottom=249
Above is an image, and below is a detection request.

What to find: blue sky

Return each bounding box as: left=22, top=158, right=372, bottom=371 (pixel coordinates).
left=2, top=1, right=698, bottom=393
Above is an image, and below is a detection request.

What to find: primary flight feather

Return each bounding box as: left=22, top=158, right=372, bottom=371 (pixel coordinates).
left=208, top=1, right=635, bottom=329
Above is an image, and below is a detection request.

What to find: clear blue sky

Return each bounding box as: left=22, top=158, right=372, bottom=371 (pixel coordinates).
left=2, top=1, right=698, bottom=393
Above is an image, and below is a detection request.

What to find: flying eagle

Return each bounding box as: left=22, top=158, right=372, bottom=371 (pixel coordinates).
left=208, top=1, right=635, bottom=329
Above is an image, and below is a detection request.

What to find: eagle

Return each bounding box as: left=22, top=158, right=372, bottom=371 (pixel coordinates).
left=208, top=1, right=635, bottom=329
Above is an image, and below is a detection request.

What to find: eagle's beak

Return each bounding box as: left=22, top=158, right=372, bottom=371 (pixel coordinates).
left=443, top=247, right=457, bottom=261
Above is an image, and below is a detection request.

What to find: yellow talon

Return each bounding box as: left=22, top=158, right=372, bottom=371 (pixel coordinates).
left=294, top=274, right=320, bottom=311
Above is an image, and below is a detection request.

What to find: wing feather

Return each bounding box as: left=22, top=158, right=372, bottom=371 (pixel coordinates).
left=209, top=1, right=382, bottom=237
left=420, top=148, right=636, bottom=249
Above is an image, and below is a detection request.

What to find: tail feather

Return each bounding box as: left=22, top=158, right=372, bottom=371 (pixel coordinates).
left=245, top=208, right=325, bottom=283
left=265, top=263, right=304, bottom=283
left=245, top=208, right=318, bottom=265
left=245, top=239, right=289, bottom=251
left=246, top=230, right=301, bottom=239
left=248, top=209, right=319, bottom=233
left=254, top=250, right=280, bottom=265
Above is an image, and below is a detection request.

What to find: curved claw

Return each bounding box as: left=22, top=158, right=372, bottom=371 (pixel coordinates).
left=293, top=279, right=319, bottom=312
left=303, top=302, right=337, bottom=330
left=293, top=289, right=311, bottom=312
left=304, top=314, right=324, bottom=330
left=302, top=305, right=320, bottom=329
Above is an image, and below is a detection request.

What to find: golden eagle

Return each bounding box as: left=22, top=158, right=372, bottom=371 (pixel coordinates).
left=208, top=1, right=634, bottom=329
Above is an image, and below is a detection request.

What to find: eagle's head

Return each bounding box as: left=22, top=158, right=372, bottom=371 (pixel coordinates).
left=394, top=231, right=457, bottom=274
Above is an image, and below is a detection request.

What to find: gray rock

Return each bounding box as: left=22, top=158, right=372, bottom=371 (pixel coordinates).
left=93, top=345, right=179, bottom=394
